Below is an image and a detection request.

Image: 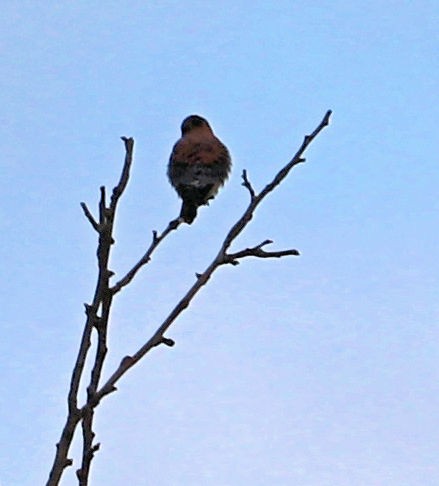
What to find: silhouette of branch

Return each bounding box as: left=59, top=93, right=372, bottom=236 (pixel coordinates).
left=46, top=109, right=332, bottom=485
left=111, top=220, right=182, bottom=295
left=80, top=203, right=99, bottom=232
left=47, top=137, right=135, bottom=486
left=241, top=169, right=256, bottom=200
left=90, top=109, right=332, bottom=406
left=223, top=239, right=300, bottom=265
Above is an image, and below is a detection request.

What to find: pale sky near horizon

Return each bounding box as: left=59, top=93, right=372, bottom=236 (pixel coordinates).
left=1, top=2, right=438, bottom=485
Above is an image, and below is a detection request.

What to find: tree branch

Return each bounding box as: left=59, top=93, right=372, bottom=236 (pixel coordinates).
left=90, top=109, right=332, bottom=406
left=47, top=138, right=135, bottom=486
left=223, top=239, right=299, bottom=265
left=110, top=137, right=134, bottom=210
left=80, top=203, right=99, bottom=232
left=47, top=109, right=332, bottom=485
left=111, top=219, right=182, bottom=295
left=241, top=169, right=256, bottom=200
left=75, top=138, right=134, bottom=484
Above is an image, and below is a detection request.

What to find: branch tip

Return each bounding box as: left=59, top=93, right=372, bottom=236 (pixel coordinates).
left=120, top=136, right=134, bottom=151
left=161, top=337, right=175, bottom=347
left=80, top=202, right=100, bottom=231
left=258, top=239, right=273, bottom=248
left=91, top=443, right=101, bottom=453
left=241, top=169, right=256, bottom=199
left=152, top=336, right=175, bottom=348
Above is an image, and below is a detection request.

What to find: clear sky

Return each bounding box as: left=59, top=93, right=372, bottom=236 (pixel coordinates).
left=1, top=1, right=438, bottom=485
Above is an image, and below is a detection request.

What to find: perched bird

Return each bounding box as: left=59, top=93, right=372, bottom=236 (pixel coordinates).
left=168, top=115, right=231, bottom=224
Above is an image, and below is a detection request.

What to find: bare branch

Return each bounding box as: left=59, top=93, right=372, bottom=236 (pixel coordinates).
left=92, top=255, right=221, bottom=404
left=241, top=169, right=256, bottom=200
left=111, top=219, right=182, bottom=295
left=90, top=110, right=332, bottom=407
left=74, top=139, right=135, bottom=484
left=46, top=138, right=135, bottom=486
left=80, top=203, right=99, bottom=232
left=219, top=110, right=332, bottom=257
left=223, top=239, right=300, bottom=265
left=110, top=137, right=134, bottom=210
left=47, top=110, right=332, bottom=485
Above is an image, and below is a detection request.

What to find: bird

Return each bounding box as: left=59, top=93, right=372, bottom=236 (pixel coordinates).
left=168, top=115, right=231, bottom=224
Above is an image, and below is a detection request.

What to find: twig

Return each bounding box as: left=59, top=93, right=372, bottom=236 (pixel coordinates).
left=219, top=110, right=332, bottom=256
left=80, top=203, right=99, bottom=232
left=111, top=219, right=182, bottom=295
left=110, top=137, right=134, bottom=210
left=223, top=239, right=300, bottom=265
left=241, top=169, right=256, bottom=200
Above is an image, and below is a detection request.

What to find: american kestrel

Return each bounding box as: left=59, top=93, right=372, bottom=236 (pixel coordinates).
left=168, top=115, right=231, bottom=224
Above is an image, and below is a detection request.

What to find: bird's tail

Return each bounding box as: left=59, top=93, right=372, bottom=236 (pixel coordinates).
left=180, top=201, right=198, bottom=224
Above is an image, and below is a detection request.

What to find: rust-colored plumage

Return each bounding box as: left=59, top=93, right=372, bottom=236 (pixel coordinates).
left=168, top=115, right=231, bottom=224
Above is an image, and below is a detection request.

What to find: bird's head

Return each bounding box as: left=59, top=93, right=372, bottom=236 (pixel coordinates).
left=180, top=115, right=212, bottom=135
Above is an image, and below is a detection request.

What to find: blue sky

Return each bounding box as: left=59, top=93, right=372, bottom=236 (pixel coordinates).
left=1, top=1, right=438, bottom=485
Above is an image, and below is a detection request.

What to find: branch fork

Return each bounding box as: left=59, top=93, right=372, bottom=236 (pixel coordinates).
left=223, top=239, right=300, bottom=266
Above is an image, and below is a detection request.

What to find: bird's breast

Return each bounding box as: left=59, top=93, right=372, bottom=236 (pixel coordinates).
left=177, top=141, right=221, bottom=165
